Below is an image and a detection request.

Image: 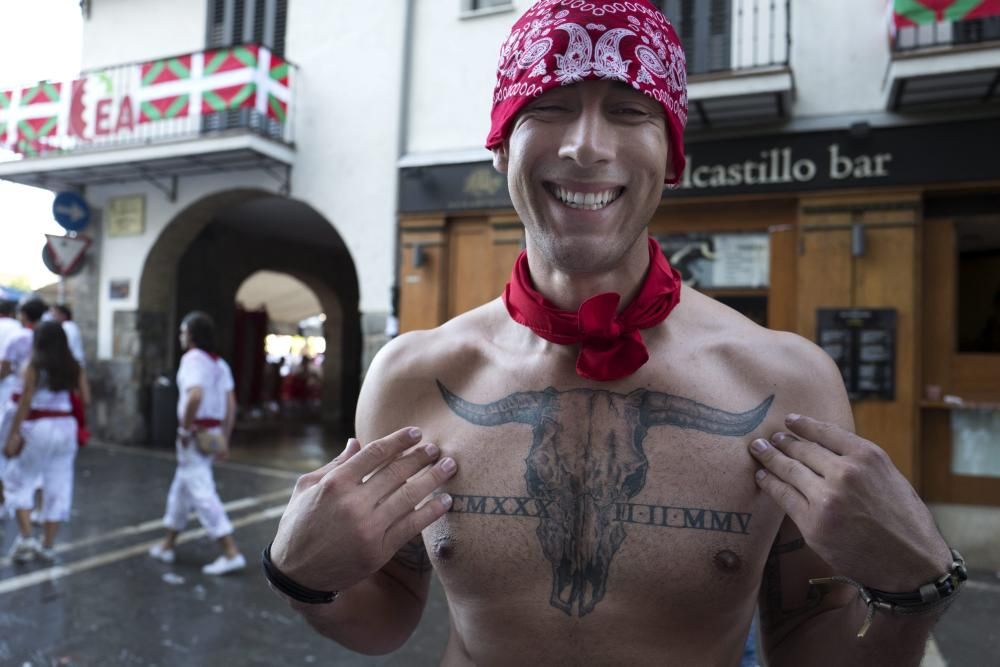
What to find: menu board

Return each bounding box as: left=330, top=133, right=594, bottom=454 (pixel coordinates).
left=817, top=308, right=897, bottom=401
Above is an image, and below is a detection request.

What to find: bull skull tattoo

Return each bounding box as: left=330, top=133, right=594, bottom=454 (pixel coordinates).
left=438, top=381, right=773, bottom=617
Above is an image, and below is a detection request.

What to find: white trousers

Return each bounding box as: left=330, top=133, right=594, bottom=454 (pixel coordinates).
left=0, top=398, right=15, bottom=475
left=162, top=433, right=234, bottom=539
left=3, top=416, right=77, bottom=522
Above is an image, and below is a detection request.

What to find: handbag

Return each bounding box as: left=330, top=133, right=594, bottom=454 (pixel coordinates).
left=195, top=429, right=228, bottom=456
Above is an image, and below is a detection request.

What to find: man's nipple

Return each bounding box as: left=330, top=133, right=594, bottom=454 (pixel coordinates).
left=433, top=536, right=456, bottom=560
left=713, top=549, right=742, bottom=573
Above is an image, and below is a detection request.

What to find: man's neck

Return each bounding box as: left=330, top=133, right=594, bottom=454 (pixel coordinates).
left=524, top=244, right=651, bottom=313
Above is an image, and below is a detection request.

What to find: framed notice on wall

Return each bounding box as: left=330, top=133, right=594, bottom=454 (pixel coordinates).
left=106, top=195, right=145, bottom=237
left=817, top=308, right=897, bottom=401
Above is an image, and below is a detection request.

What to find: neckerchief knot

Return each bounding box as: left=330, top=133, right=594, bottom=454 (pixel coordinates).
left=502, top=237, right=682, bottom=382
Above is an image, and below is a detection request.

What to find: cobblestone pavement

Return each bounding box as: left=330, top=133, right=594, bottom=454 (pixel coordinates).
left=0, top=422, right=995, bottom=666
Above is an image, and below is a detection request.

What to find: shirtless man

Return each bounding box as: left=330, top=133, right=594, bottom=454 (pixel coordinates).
left=265, top=2, right=959, bottom=664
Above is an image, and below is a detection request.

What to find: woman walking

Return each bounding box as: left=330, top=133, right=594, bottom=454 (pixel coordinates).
left=3, top=321, right=89, bottom=563
left=149, top=311, right=245, bottom=575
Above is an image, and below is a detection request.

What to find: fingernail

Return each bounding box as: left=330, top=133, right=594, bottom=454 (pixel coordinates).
left=424, top=442, right=439, bottom=457
left=408, top=427, right=422, bottom=440
left=440, top=493, right=453, bottom=509
left=772, top=432, right=787, bottom=444
left=755, top=469, right=768, bottom=482
left=786, top=414, right=801, bottom=424
left=439, top=457, right=456, bottom=473
left=751, top=439, right=769, bottom=453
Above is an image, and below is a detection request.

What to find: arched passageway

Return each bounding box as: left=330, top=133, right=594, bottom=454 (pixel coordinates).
left=130, top=190, right=360, bottom=441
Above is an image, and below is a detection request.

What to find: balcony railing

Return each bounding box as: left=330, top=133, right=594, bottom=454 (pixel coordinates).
left=0, top=43, right=294, bottom=160
left=894, top=16, right=1000, bottom=51
left=660, top=0, right=790, bottom=76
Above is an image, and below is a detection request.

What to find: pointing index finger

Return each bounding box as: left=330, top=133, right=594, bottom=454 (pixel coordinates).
left=784, top=414, right=862, bottom=456
left=341, top=427, right=425, bottom=481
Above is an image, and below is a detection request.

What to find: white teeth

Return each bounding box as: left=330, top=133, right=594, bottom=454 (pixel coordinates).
left=551, top=186, right=621, bottom=210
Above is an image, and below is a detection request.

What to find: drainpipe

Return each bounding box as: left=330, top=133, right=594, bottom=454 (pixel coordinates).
left=391, top=0, right=416, bottom=333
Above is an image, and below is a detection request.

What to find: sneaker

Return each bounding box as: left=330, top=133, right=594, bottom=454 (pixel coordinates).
left=148, top=544, right=176, bottom=564
left=201, top=553, right=246, bottom=576
left=9, top=536, right=39, bottom=563
left=36, top=546, right=57, bottom=563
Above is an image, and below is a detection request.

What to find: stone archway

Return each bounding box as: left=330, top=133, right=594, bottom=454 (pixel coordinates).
left=122, top=189, right=360, bottom=442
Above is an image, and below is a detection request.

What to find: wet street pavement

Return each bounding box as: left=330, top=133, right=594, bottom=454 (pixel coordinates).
left=0, top=421, right=997, bottom=666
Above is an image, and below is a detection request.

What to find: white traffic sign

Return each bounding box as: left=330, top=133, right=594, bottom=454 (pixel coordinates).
left=44, top=233, right=92, bottom=275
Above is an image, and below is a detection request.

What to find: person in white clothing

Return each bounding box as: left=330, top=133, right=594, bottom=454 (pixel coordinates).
left=149, top=311, right=246, bottom=575
left=3, top=321, right=89, bottom=563
left=0, top=297, right=48, bottom=507
left=49, top=304, right=85, bottom=367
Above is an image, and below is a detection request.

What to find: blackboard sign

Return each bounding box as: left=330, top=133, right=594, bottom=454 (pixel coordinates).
left=817, top=308, right=897, bottom=401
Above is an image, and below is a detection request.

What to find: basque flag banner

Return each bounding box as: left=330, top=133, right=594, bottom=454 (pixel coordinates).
left=893, top=0, right=1000, bottom=28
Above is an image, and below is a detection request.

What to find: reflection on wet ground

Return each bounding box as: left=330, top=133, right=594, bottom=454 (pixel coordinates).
left=0, top=420, right=450, bottom=666
left=0, top=419, right=998, bottom=665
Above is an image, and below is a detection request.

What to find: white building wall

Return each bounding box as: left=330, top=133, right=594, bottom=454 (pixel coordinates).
left=789, top=0, right=892, bottom=118
left=406, top=1, right=526, bottom=156
left=77, top=0, right=406, bottom=356
left=285, top=1, right=404, bottom=315
left=82, top=0, right=208, bottom=70
left=403, top=0, right=907, bottom=157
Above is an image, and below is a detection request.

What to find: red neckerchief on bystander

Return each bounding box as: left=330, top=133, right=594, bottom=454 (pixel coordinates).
left=502, top=237, right=682, bottom=382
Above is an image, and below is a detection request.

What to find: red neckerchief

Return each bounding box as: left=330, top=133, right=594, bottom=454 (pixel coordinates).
left=502, top=237, right=682, bottom=381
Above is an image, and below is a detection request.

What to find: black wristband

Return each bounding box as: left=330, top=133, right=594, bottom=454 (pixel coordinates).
left=868, top=548, right=968, bottom=607
left=261, top=541, right=339, bottom=605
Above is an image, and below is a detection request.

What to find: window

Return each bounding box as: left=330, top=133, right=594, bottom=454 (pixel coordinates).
left=206, top=0, right=287, bottom=55
left=956, top=220, right=1000, bottom=354
left=462, top=0, right=514, bottom=16
left=660, top=0, right=732, bottom=75
left=470, top=0, right=512, bottom=9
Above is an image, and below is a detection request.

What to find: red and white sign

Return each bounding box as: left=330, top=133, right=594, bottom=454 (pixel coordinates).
left=44, top=233, right=91, bottom=275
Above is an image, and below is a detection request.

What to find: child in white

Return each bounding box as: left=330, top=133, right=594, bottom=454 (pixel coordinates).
left=150, top=311, right=245, bottom=575
left=3, top=321, right=88, bottom=563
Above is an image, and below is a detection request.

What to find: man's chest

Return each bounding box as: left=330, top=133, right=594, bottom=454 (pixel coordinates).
left=422, top=381, right=785, bottom=618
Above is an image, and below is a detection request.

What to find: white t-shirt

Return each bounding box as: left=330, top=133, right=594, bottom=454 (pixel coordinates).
left=62, top=320, right=85, bottom=367
left=0, top=317, right=20, bottom=353
left=0, top=328, right=34, bottom=395
left=176, top=348, right=235, bottom=422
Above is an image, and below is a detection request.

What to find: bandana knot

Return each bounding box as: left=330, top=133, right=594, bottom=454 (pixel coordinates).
left=503, top=237, right=681, bottom=382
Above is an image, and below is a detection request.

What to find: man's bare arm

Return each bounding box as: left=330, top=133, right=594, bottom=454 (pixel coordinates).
left=752, top=338, right=951, bottom=666
left=269, top=332, right=456, bottom=654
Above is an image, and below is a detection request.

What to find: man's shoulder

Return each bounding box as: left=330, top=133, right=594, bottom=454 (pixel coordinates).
left=673, top=289, right=846, bottom=407
left=357, top=301, right=507, bottom=437
left=369, top=301, right=504, bottom=383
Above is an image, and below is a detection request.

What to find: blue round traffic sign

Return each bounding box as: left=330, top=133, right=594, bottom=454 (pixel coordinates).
left=52, top=191, right=91, bottom=232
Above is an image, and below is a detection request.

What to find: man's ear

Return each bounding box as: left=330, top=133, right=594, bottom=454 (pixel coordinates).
left=492, top=144, right=509, bottom=174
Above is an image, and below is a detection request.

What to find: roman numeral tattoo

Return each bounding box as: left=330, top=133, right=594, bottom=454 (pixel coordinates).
left=450, top=494, right=752, bottom=535
left=438, top=381, right=772, bottom=617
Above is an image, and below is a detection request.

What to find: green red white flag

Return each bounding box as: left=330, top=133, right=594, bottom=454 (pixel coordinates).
left=1, top=45, right=292, bottom=157
left=893, top=0, right=1000, bottom=28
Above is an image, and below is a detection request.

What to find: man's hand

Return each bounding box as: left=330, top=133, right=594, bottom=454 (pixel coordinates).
left=269, top=427, right=456, bottom=594
left=749, top=414, right=951, bottom=592
left=4, top=431, right=24, bottom=458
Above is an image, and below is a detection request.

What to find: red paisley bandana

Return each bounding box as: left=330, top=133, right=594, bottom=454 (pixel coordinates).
left=486, top=0, right=688, bottom=184
left=502, top=237, right=682, bottom=381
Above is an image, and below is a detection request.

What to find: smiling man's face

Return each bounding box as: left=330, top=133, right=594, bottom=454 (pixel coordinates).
left=493, top=79, right=670, bottom=274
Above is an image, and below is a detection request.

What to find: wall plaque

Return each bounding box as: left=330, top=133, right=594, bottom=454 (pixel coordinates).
left=107, top=195, right=146, bottom=237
